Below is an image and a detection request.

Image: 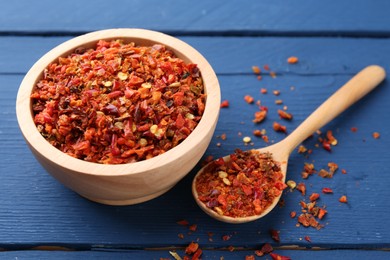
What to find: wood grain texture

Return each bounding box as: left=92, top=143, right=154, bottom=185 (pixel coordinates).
left=0, top=0, right=390, bottom=36
left=1, top=2, right=390, bottom=256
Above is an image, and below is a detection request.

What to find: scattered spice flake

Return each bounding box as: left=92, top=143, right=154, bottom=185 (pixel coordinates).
left=322, top=187, right=334, bottom=194
left=326, top=130, right=338, bottom=146
left=278, top=109, right=293, bottom=120
left=273, top=122, right=287, bottom=133
left=373, top=132, right=380, bottom=139
left=297, top=213, right=322, bottom=229
left=270, top=252, right=291, bottom=260
left=178, top=233, right=184, bottom=239
left=262, top=135, right=269, bottom=143
left=328, top=162, right=339, bottom=175
left=228, top=245, right=235, bottom=252
left=264, top=64, right=270, bottom=71
left=244, top=95, right=255, bottom=104
left=270, top=71, right=277, bottom=78
left=252, top=66, right=261, bottom=75
left=245, top=255, right=255, bottom=260
left=290, top=211, right=297, bottom=218
left=220, top=100, right=230, bottom=108
left=275, top=99, right=283, bottom=105
left=220, top=133, right=227, bottom=140
left=287, top=56, right=299, bottom=64
left=301, top=163, right=316, bottom=179
left=188, top=224, right=197, bottom=232
left=253, top=110, right=267, bottom=123
left=351, top=127, right=358, bottom=133
left=195, top=149, right=285, bottom=218
left=309, top=193, right=320, bottom=202
left=222, top=234, right=232, bottom=241
left=296, top=182, right=306, bottom=195
left=185, top=242, right=199, bottom=255
left=318, top=169, right=331, bottom=178
left=260, top=88, right=268, bottom=94
left=318, top=208, right=327, bottom=220
left=304, top=236, right=312, bottom=243
left=286, top=180, right=296, bottom=189
left=259, top=243, right=274, bottom=255
left=341, top=169, right=347, bottom=174
left=339, top=195, right=348, bottom=203
left=270, top=229, right=280, bottom=242
left=273, top=90, right=281, bottom=96
left=243, top=136, right=252, bottom=144
left=257, top=75, right=263, bottom=81
left=322, top=141, right=332, bottom=152
left=253, top=129, right=263, bottom=137
left=176, top=220, right=189, bottom=226
left=298, top=145, right=307, bottom=154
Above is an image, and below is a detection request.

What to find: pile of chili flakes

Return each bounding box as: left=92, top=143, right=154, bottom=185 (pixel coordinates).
left=31, top=40, right=205, bottom=164
left=195, top=149, right=286, bottom=218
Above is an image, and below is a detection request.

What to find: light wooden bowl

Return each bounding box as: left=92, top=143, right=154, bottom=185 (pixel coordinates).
left=16, top=28, right=220, bottom=205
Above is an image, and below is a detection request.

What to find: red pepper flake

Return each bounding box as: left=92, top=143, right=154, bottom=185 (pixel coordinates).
left=318, top=208, right=327, bottom=220
left=264, top=64, right=270, bottom=71
left=290, top=211, right=297, bottom=218
left=309, top=193, right=320, bottom=202
left=372, top=132, right=380, bottom=139
left=222, top=234, right=232, bottom=241
left=188, top=224, right=197, bottom=232
left=259, top=243, right=273, bottom=255
left=339, top=195, right=348, bottom=203
left=178, top=233, right=184, bottom=239
left=253, top=110, right=267, bottom=123
left=185, top=242, right=199, bottom=255
left=244, top=95, right=255, bottom=104
left=297, top=213, right=322, bottom=229
left=253, top=129, right=263, bottom=137
left=304, top=235, right=312, bottom=243
left=296, top=182, right=306, bottom=195
left=301, top=163, right=316, bottom=179
left=277, top=109, right=293, bottom=120
left=262, top=135, right=270, bottom=143
left=273, top=90, right=281, bottom=96
left=297, top=145, right=307, bottom=154
left=270, top=252, right=291, bottom=260
left=252, top=66, right=261, bottom=75
left=220, top=100, right=230, bottom=108
left=326, top=130, right=338, bottom=146
left=260, top=88, right=268, bottom=94
left=341, top=169, right=347, bottom=174
left=228, top=245, right=235, bottom=252
left=287, top=56, right=299, bottom=64
left=322, top=141, right=332, bottom=152
left=176, top=220, right=189, bottom=226
left=270, top=229, right=280, bottom=242
left=195, top=149, right=285, bottom=218
left=270, top=71, right=277, bottom=78
left=245, top=255, right=255, bottom=260
left=273, top=122, right=287, bottom=133
left=322, top=187, right=333, bottom=194
left=32, top=40, right=205, bottom=164
left=351, top=127, right=358, bottom=132
left=220, top=133, right=227, bottom=140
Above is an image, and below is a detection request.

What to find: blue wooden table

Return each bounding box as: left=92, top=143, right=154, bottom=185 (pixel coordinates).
left=1, top=1, right=390, bottom=259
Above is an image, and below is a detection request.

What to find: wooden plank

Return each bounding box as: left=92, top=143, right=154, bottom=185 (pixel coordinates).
left=1, top=249, right=389, bottom=260
left=1, top=1, right=390, bottom=36
left=1, top=68, right=390, bottom=248
left=2, top=36, right=390, bottom=75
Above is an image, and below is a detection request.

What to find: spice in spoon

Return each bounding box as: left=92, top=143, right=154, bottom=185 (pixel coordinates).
left=195, top=149, right=286, bottom=218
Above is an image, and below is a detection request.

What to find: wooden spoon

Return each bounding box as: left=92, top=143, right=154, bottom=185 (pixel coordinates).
left=192, top=65, right=386, bottom=224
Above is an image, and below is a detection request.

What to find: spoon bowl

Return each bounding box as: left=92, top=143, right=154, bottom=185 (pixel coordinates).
left=193, top=65, right=386, bottom=223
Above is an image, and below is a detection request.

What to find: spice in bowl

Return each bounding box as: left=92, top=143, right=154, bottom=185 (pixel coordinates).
left=31, top=39, right=205, bottom=164
left=194, top=149, right=286, bottom=218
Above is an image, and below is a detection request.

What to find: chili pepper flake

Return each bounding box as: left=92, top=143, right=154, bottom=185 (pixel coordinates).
left=297, top=145, right=307, bottom=154
left=275, top=99, right=283, bottom=105
left=270, top=229, right=280, bottom=242
left=277, top=109, right=293, bottom=120
left=290, top=211, right=297, bottom=218
left=185, top=242, right=199, bottom=255
left=195, top=149, right=285, bottom=218
left=260, top=88, right=268, bottom=94
left=322, top=187, right=333, bottom=194
left=273, top=90, right=281, bottom=96
left=252, top=66, right=261, bottom=75
left=372, top=132, right=380, bottom=139
left=270, top=252, right=291, bottom=260
left=245, top=255, right=255, bottom=260
left=304, top=235, right=312, bottom=243
left=273, top=122, right=287, bottom=133
left=341, top=169, right=347, bottom=174
left=309, top=193, right=320, bottom=202
left=32, top=40, right=205, bottom=164
left=220, top=100, right=230, bottom=108
left=253, top=110, right=267, bottom=123
left=351, top=127, right=358, bottom=132
left=287, top=56, right=299, bottom=64
left=296, top=182, right=306, bottom=195
left=253, top=129, right=263, bottom=137
left=339, top=195, right=348, bottom=203
left=244, top=95, right=254, bottom=104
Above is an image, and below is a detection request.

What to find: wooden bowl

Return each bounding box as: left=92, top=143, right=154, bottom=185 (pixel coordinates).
left=16, top=28, right=220, bottom=205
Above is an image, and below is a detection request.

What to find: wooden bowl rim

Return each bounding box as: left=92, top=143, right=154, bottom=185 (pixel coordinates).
left=16, top=28, right=220, bottom=176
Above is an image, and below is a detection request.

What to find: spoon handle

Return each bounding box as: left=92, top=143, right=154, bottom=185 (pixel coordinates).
left=282, top=65, right=386, bottom=154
